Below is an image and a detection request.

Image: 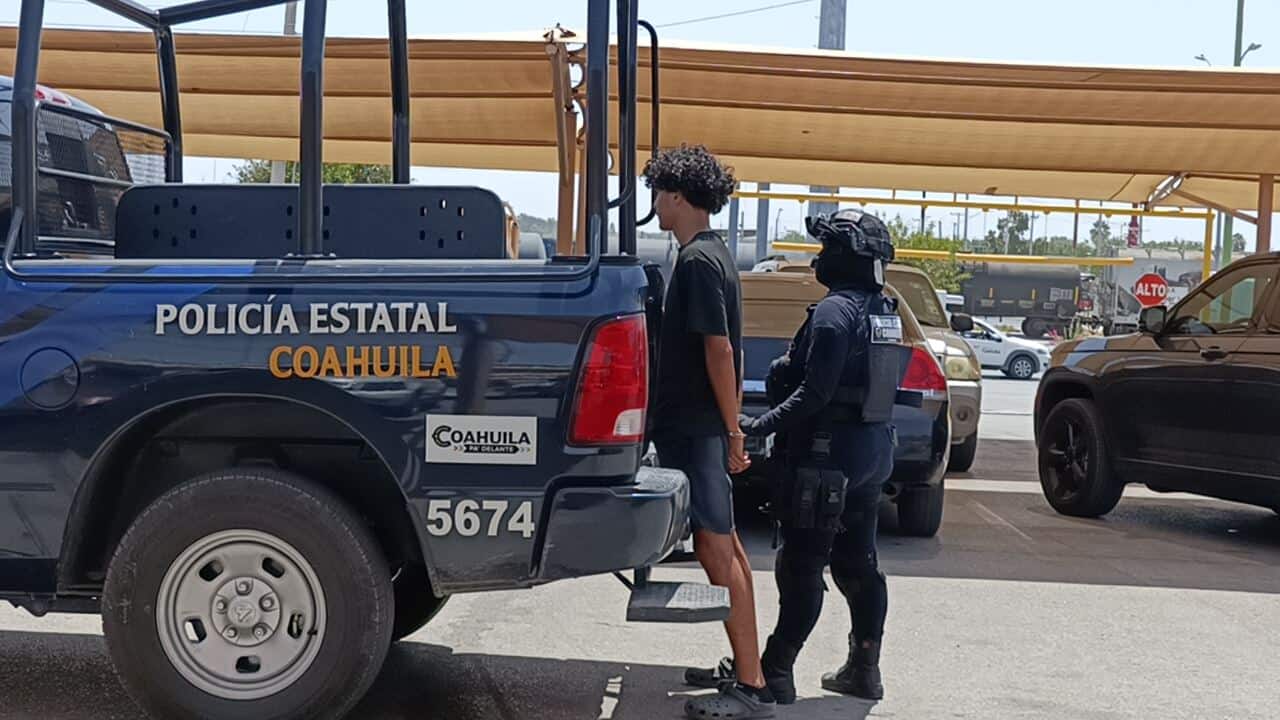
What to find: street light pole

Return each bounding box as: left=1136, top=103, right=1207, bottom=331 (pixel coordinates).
left=269, top=2, right=300, bottom=184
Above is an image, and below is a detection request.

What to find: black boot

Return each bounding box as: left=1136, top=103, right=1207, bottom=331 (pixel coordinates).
left=760, top=635, right=802, bottom=705
left=821, top=637, right=883, bottom=700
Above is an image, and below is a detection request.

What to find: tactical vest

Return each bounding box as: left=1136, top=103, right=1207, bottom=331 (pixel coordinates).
left=765, top=290, right=910, bottom=426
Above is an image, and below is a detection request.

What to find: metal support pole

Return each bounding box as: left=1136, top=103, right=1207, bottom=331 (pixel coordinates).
left=808, top=0, right=845, bottom=219
left=615, top=0, right=639, bottom=256
left=271, top=1, right=298, bottom=184
left=1258, top=174, right=1274, bottom=255
left=583, top=0, right=611, bottom=256
left=12, top=0, right=45, bottom=256
left=1072, top=200, right=1080, bottom=250
left=154, top=25, right=183, bottom=181
left=1234, top=0, right=1246, bottom=67
left=1223, top=0, right=1248, bottom=264
left=756, top=183, right=770, bottom=261
left=1214, top=211, right=1224, bottom=269
left=1203, top=215, right=1215, bottom=281
left=728, top=196, right=740, bottom=263
left=387, top=0, right=411, bottom=183
left=297, top=0, right=327, bottom=256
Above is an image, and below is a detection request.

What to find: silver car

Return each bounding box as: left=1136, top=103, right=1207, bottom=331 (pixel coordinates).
left=885, top=265, right=982, bottom=472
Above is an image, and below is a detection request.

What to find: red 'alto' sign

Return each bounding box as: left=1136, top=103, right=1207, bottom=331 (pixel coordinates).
left=1133, top=273, right=1169, bottom=307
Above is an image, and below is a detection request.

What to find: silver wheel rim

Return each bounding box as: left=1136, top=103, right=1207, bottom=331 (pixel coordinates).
left=1013, top=357, right=1035, bottom=378
left=156, top=529, right=327, bottom=701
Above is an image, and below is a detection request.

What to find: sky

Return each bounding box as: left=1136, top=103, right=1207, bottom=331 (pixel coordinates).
left=6, top=0, right=1279, bottom=255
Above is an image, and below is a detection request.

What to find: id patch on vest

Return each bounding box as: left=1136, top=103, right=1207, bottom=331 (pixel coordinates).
left=869, top=315, right=903, bottom=344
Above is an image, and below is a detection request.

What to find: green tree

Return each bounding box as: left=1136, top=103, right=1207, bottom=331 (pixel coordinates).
left=886, top=216, right=971, bottom=293
left=1233, top=232, right=1246, bottom=253
left=1089, top=218, right=1114, bottom=254
left=230, top=159, right=393, bottom=184
left=516, top=214, right=557, bottom=237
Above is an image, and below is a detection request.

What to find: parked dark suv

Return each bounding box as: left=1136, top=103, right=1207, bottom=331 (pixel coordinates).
left=1035, top=254, right=1280, bottom=517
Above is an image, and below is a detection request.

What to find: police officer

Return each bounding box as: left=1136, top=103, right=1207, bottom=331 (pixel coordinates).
left=739, top=209, right=903, bottom=705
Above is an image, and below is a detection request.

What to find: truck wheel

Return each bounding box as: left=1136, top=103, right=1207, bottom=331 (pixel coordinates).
left=391, top=564, right=450, bottom=641
left=947, top=434, right=978, bottom=472
left=102, top=468, right=393, bottom=720
left=1003, top=353, right=1038, bottom=380
left=1038, top=399, right=1123, bottom=518
left=896, top=480, right=945, bottom=537
left=1021, top=318, right=1047, bottom=339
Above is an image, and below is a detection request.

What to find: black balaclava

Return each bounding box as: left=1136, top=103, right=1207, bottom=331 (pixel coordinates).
left=812, top=245, right=881, bottom=292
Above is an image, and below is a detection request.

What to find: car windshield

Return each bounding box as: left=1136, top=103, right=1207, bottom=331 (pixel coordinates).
left=887, top=269, right=949, bottom=328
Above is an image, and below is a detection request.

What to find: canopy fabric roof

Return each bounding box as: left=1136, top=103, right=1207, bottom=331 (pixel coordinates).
left=4, top=27, right=1280, bottom=210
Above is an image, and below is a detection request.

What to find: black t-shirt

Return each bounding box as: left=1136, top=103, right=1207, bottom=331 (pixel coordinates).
left=654, top=231, right=743, bottom=435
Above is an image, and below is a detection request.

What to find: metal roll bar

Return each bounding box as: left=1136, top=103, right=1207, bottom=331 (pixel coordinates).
left=11, top=0, right=646, bottom=274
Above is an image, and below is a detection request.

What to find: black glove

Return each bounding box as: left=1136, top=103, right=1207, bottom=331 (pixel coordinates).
left=739, top=414, right=765, bottom=437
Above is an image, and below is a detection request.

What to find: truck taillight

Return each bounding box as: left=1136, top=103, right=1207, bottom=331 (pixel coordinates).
left=569, top=314, right=648, bottom=446
left=900, top=346, right=948, bottom=393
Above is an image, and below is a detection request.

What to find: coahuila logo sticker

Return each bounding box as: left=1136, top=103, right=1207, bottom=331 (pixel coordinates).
left=426, top=415, right=538, bottom=465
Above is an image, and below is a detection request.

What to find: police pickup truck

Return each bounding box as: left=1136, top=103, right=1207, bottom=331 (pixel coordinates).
left=1, top=2, right=718, bottom=718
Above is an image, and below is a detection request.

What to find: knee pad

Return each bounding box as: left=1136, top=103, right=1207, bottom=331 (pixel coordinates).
left=830, top=552, right=883, bottom=592
left=775, top=545, right=828, bottom=589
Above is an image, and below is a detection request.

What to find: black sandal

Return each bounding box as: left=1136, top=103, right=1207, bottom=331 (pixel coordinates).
left=684, top=657, right=735, bottom=689
left=684, top=682, right=776, bottom=719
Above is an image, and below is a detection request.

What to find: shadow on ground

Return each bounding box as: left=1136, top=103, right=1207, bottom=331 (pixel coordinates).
left=710, top=435, right=1280, bottom=595
left=0, top=631, right=878, bottom=720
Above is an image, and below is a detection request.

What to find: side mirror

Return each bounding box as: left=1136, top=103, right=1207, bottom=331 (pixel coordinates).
left=950, top=312, right=975, bottom=333
left=1139, top=306, right=1167, bottom=334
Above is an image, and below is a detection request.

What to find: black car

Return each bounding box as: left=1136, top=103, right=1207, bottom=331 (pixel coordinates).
left=739, top=270, right=951, bottom=536
left=1036, top=254, right=1280, bottom=517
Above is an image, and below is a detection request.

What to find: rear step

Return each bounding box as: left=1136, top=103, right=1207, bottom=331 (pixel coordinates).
left=617, top=568, right=730, bottom=623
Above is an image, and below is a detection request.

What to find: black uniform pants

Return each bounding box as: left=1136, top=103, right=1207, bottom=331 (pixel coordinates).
left=770, top=422, right=894, bottom=650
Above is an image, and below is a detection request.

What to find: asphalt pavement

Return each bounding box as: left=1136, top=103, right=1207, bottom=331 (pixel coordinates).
left=3, top=376, right=1280, bottom=719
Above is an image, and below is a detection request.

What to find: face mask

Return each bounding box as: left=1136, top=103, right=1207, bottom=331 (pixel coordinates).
left=811, top=252, right=840, bottom=288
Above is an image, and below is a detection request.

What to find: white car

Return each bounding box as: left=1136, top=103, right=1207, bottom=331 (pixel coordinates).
left=961, top=318, right=1052, bottom=380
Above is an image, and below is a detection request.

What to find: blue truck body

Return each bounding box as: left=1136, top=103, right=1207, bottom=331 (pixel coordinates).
left=0, top=257, right=686, bottom=596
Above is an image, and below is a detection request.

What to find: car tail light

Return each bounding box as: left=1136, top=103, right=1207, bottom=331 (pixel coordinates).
left=569, top=314, right=648, bottom=446
left=900, top=345, right=947, bottom=393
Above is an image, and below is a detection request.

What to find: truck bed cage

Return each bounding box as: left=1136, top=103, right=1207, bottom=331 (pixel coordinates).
left=10, top=0, right=649, bottom=264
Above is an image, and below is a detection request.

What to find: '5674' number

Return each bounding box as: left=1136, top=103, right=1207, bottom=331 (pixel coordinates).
left=424, top=499, right=536, bottom=539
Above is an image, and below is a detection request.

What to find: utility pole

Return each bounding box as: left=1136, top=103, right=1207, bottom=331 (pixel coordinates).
left=728, top=197, right=740, bottom=264
left=919, top=190, right=926, bottom=235
left=756, top=183, right=771, bottom=261
left=1222, top=0, right=1247, bottom=265
left=270, top=2, right=300, bottom=184
left=808, top=0, right=846, bottom=220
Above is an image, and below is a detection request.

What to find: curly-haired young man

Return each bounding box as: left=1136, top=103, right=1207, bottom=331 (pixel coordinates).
left=643, top=145, right=775, bottom=719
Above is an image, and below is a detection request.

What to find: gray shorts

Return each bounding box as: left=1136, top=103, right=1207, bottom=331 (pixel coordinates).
left=653, top=431, right=735, bottom=535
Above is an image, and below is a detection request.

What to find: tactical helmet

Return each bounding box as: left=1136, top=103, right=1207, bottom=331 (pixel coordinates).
left=804, top=209, right=895, bottom=262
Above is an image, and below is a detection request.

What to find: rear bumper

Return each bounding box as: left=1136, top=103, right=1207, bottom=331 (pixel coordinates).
left=535, top=467, right=689, bottom=582
left=888, top=398, right=950, bottom=491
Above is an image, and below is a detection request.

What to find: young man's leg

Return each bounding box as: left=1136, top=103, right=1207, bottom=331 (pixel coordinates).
left=694, top=528, right=765, bottom=688
left=684, top=434, right=766, bottom=690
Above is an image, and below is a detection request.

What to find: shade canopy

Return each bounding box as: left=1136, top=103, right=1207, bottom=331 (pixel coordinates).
left=5, top=26, right=1279, bottom=210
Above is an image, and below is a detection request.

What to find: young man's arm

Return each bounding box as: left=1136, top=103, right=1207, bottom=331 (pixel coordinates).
left=684, top=255, right=750, bottom=474
left=705, top=335, right=749, bottom=473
